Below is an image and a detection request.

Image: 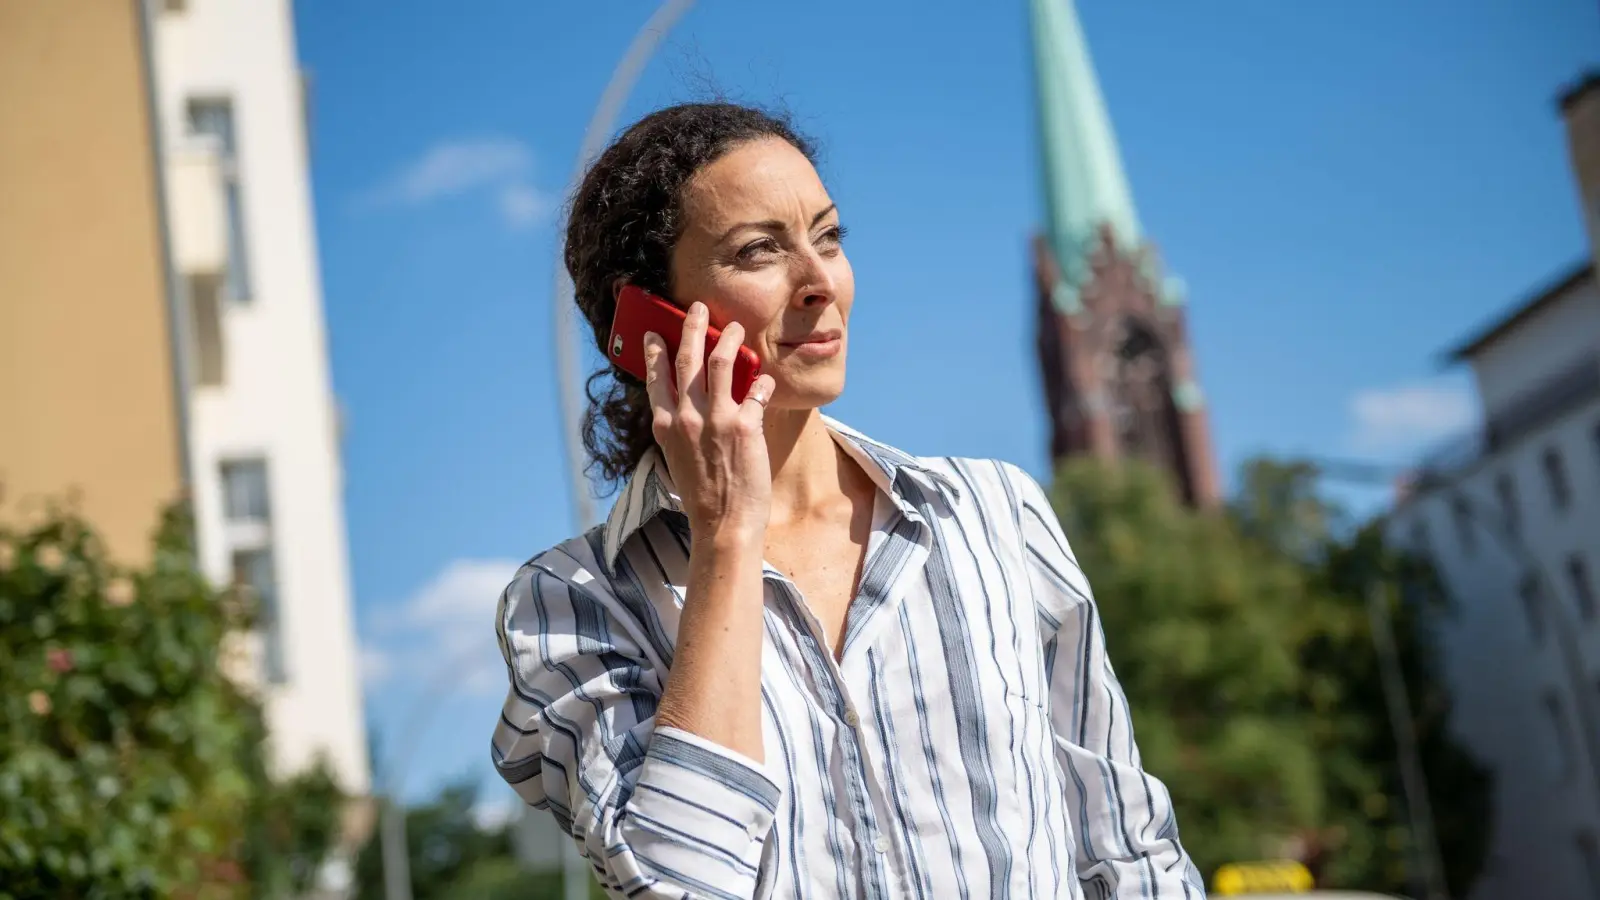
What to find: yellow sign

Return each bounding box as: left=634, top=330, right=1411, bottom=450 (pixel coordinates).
left=1212, top=859, right=1314, bottom=895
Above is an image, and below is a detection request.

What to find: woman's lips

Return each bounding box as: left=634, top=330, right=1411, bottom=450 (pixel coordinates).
left=779, top=332, right=842, bottom=359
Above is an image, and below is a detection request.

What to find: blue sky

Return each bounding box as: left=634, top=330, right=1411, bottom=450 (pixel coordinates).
left=293, top=1, right=1599, bottom=810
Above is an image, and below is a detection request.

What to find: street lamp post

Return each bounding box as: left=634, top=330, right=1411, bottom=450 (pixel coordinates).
left=1303, top=458, right=1451, bottom=899
left=551, top=0, right=699, bottom=533
left=545, top=4, right=699, bottom=899
left=379, top=643, right=494, bottom=900
left=1365, top=580, right=1448, bottom=900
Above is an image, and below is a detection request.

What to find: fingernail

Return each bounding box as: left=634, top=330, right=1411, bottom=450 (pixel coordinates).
left=689, top=302, right=706, bottom=319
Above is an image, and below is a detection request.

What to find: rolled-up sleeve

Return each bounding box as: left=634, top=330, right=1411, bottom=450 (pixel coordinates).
left=1012, top=466, right=1207, bottom=899
left=491, top=557, right=778, bottom=900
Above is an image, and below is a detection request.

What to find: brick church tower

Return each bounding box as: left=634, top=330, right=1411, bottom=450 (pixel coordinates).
left=1028, top=0, right=1221, bottom=507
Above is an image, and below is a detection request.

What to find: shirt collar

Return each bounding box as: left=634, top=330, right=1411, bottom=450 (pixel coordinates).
left=600, top=414, right=960, bottom=575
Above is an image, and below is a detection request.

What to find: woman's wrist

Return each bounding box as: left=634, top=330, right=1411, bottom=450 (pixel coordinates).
left=690, top=521, right=766, bottom=559
left=689, top=509, right=767, bottom=552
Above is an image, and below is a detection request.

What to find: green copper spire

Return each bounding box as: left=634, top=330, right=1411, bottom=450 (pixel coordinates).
left=1029, top=0, right=1142, bottom=297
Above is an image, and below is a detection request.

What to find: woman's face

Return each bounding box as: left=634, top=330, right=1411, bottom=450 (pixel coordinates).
left=667, top=137, right=853, bottom=410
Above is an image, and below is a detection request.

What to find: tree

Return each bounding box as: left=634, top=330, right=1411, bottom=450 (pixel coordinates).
left=1230, top=459, right=1491, bottom=895
left=1044, top=457, right=1491, bottom=895
left=1300, top=515, right=1492, bottom=895
left=351, top=779, right=591, bottom=900
left=0, top=501, right=346, bottom=898
left=1045, top=459, right=1325, bottom=877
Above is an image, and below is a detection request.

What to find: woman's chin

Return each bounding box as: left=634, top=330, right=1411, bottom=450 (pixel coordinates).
left=768, top=374, right=845, bottom=412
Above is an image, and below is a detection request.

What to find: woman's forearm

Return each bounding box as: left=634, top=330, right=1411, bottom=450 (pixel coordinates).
left=654, top=530, right=768, bottom=763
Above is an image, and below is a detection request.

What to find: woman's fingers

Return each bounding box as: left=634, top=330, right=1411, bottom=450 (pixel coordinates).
left=705, top=320, right=744, bottom=408
left=642, top=332, right=677, bottom=414
left=737, top=374, right=776, bottom=426
left=676, top=301, right=709, bottom=407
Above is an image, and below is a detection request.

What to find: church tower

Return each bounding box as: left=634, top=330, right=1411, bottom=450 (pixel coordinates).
left=1028, top=0, right=1221, bottom=507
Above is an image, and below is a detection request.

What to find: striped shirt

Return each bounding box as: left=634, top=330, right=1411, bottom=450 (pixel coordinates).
left=491, top=416, right=1205, bottom=899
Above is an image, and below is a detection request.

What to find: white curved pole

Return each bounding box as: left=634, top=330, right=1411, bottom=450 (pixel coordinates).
left=552, top=0, right=700, bottom=532
left=379, top=643, right=491, bottom=900
left=546, top=5, right=700, bottom=898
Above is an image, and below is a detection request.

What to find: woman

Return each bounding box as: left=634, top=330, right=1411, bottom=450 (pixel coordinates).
left=491, top=102, right=1203, bottom=900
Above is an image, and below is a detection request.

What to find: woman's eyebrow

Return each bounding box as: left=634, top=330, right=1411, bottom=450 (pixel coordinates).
left=715, top=204, right=837, bottom=243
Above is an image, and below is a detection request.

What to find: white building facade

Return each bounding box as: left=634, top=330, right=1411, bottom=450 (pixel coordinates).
left=150, top=0, right=369, bottom=801
left=1389, top=75, right=1600, bottom=900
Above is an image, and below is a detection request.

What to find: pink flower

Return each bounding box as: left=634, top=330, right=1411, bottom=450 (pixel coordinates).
left=47, top=648, right=73, bottom=674
left=28, top=691, right=51, bottom=716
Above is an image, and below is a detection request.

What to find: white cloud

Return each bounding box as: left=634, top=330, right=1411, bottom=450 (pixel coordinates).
left=1348, top=381, right=1477, bottom=456
left=360, top=138, right=552, bottom=228
left=362, top=557, right=523, bottom=700
left=401, top=557, right=523, bottom=694
left=497, top=182, right=550, bottom=229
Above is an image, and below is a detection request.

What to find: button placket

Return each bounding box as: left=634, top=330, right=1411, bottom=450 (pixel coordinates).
left=773, top=579, right=893, bottom=899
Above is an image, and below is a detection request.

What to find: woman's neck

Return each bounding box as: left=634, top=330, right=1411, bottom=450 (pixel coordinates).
left=762, top=408, right=870, bottom=529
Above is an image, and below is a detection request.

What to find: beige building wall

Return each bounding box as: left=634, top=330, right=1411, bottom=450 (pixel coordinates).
left=0, top=1, right=183, bottom=562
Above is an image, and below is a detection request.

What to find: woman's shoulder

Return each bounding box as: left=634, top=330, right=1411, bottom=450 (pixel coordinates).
left=500, top=526, right=611, bottom=605
left=911, top=455, right=1052, bottom=512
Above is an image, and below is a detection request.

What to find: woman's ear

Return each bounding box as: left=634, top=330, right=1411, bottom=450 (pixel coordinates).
left=611, top=277, right=629, bottom=304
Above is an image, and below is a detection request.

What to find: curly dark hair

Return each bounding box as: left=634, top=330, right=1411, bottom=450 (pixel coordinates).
left=564, top=102, right=818, bottom=487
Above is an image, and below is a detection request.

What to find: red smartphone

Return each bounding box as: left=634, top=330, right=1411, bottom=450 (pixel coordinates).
left=607, top=285, right=762, bottom=403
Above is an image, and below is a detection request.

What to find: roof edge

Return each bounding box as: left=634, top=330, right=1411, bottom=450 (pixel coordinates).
left=1559, top=70, right=1600, bottom=114
left=1440, top=259, right=1594, bottom=366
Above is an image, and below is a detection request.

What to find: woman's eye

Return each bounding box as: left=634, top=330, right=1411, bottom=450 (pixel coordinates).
left=817, top=225, right=848, bottom=252
left=736, top=238, right=779, bottom=261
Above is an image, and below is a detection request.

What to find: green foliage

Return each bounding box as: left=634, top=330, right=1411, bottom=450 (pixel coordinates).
left=1044, top=457, right=1491, bottom=896
left=1047, top=460, right=1324, bottom=874
left=1305, top=522, right=1492, bottom=896
left=352, top=779, right=593, bottom=900
left=0, top=502, right=347, bottom=898
left=246, top=758, right=349, bottom=898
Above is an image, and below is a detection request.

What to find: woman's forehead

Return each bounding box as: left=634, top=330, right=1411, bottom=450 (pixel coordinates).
left=682, top=140, right=830, bottom=229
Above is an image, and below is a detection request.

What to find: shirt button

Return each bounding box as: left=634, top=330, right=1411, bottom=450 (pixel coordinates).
left=843, top=709, right=860, bottom=728
left=872, top=835, right=890, bottom=854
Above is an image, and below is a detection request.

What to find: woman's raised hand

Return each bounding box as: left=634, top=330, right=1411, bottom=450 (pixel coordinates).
left=641, top=301, right=778, bottom=549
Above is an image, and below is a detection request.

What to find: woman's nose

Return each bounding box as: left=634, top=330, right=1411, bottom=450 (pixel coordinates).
left=792, top=248, right=836, bottom=308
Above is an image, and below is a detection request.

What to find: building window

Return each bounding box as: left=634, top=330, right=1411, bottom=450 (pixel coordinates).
left=1569, top=554, right=1597, bottom=621
left=1546, top=690, right=1575, bottom=781
left=1581, top=830, right=1600, bottom=900
left=220, top=459, right=270, bottom=523
left=189, top=275, right=224, bottom=387
left=1542, top=446, right=1571, bottom=512
left=1451, top=495, right=1475, bottom=554
left=1521, top=574, right=1546, bottom=642
left=232, top=548, right=286, bottom=684
left=1494, top=471, right=1519, bottom=537
left=186, top=99, right=251, bottom=303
